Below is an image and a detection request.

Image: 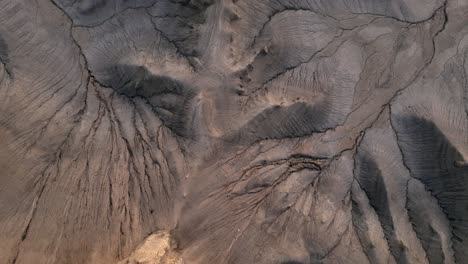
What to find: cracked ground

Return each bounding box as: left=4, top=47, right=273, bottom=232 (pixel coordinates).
left=0, top=0, right=467, bottom=263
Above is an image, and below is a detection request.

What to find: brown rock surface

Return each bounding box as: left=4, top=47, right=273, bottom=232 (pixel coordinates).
left=0, top=0, right=467, bottom=263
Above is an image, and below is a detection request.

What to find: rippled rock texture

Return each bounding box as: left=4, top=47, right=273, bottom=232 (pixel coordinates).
left=0, top=0, right=467, bottom=263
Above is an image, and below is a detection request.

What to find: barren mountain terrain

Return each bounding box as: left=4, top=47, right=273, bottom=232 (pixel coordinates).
left=0, top=0, right=467, bottom=263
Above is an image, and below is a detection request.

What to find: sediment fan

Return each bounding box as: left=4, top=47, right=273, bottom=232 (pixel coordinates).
left=0, top=0, right=467, bottom=263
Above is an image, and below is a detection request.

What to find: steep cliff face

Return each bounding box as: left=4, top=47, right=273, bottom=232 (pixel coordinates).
left=0, top=0, right=467, bottom=263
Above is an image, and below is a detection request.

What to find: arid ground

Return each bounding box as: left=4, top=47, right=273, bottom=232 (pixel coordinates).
left=0, top=0, right=467, bottom=263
